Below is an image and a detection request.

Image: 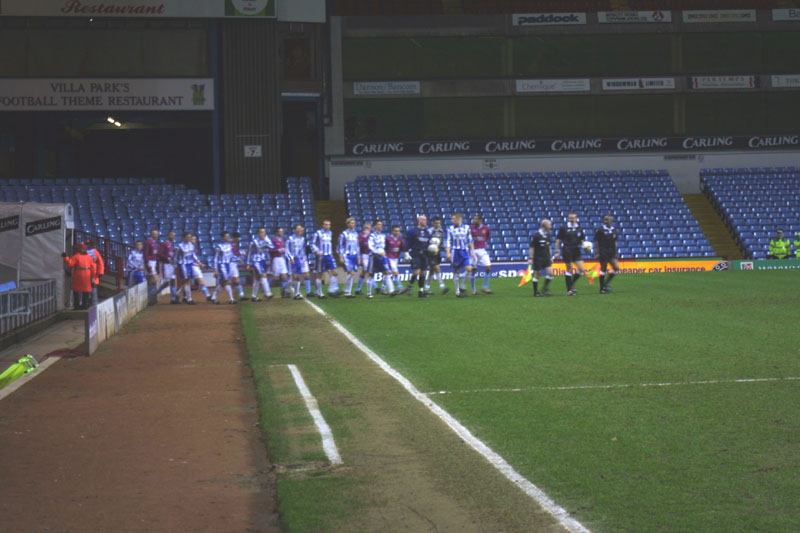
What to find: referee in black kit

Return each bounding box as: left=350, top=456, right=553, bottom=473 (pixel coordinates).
left=555, top=212, right=586, bottom=296
left=594, top=214, right=619, bottom=294
left=528, top=219, right=555, bottom=297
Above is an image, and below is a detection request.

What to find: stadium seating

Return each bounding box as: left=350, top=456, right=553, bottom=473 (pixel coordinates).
left=345, top=171, right=715, bottom=261
left=701, top=167, right=800, bottom=260
left=0, top=177, right=316, bottom=266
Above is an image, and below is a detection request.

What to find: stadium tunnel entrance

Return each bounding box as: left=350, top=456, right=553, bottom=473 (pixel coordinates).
left=0, top=111, right=214, bottom=193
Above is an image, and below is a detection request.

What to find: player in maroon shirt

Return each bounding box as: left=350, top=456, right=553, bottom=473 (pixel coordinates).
left=470, top=215, right=493, bottom=294
left=158, top=231, right=178, bottom=303
left=230, top=232, right=246, bottom=300
left=270, top=227, right=291, bottom=297
left=385, top=225, right=408, bottom=295
left=143, top=229, right=160, bottom=296
left=355, top=221, right=372, bottom=295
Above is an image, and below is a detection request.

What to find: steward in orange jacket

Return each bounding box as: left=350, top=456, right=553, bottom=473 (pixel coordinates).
left=63, top=244, right=97, bottom=309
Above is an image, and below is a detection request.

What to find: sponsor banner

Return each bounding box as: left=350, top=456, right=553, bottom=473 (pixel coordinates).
left=353, top=81, right=421, bottom=96
left=0, top=78, right=214, bottom=112
left=602, top=78, right=676, bottom=91
left=683, top=10, right=756, bottom=23
left=86, top=305, right=99, bottom=356
left=512, top=12, right=586, bottom=26
left=25, top=216, right=62, bottom=236
left=0, top=215, right=20, bottom=233
left=773, top=9, right=800, bottom=21
left=598, top=11, right=671, bottom=23
left=345, top=134, right=800, bottom=157
left=0, top=0, right=276, bottom=18
left=771, top=75, right=800, bottom=88
left=370, top=258, right=726, bottom=282
left=733, top=259, right=800, bottom=270
left=689, top=76, right=759, bottom=90
left=515, top=79, right=591, bottom=93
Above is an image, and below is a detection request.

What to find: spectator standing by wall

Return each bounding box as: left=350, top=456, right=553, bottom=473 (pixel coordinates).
left=767, top=229, right=791, bottom=259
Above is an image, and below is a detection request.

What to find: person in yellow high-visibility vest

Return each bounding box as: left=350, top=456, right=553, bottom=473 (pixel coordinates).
left=795, top=231, right=800, bottom=259
left=767, top=229, right=792, bottom=259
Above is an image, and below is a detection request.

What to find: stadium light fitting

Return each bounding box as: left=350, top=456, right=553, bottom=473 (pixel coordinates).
left=114, top=121, right=122, bottom=127
left=106, top=117, right=115, bottom=124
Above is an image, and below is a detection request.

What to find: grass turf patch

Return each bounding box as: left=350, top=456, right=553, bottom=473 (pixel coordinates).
left=313, top=270, right=800, bottom=532
left=241, top=299, right=566, bottom=532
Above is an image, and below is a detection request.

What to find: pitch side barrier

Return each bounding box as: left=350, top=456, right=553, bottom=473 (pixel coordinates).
left=367, top=257, right=729, bottom=282
left=85, top=281, right=149, bottom=355
left=732, top=259, right=800, bottom=271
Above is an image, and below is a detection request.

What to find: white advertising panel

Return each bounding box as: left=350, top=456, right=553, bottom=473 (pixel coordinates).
left=512, top=13, right=586, bottom=26
left=602, top=78, right=676, bottom=91
left=683, top=10, right=756, bottom=23
left=773, top=9, right=800, bottom=21
left=0, top=78, right=214, bottom=112
left=0, top=0, right=276, bottom=18
left=353, top=82, right=421, bottom=96
left=96, top=298, right=116, bottom=343
left=690, top=76, right=759, bottom=89
left=515, top=79, right=591, bottom=93
left=771, top=75, right=800, bottom=88
left=598, top=11, right=671, bottom=23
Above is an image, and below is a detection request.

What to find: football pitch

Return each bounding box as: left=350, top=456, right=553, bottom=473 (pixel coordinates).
left=302, top=270, right=799, bottom=532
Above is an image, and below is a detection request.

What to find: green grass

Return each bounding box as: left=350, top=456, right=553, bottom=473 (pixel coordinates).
left=313, top=271, right=800, bottom=532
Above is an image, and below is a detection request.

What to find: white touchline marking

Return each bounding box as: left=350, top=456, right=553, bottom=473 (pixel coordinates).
left=286, top=363, right=343, bottom=466
left=425, top=376, right=800, bottom=396
left=304, top=300, right=589, bottom=533
left=0, top=357, right=62, bottom=402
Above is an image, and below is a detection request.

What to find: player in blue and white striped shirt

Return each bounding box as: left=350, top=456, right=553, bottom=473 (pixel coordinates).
left=445, top=213, right=475, bottom=297
left=248, top=227, right=274, bottom=302
left=285, top=224, right=312, bottom=300
left=367, top=220, right=395, bottom=299
left=126, top=240, right=145, bottom=287
left=211, top=231, right=237, bottom=304
left=175, top=231, right=212, bottom=303
left=310, top=219, right=341, bottom=298
left=338, top=217, right=360, bottom=297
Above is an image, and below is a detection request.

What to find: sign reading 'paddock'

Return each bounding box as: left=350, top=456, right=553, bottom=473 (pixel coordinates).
left=0, top=78, right=215, bottom=111
left=346, top=134, right=800, bottom=156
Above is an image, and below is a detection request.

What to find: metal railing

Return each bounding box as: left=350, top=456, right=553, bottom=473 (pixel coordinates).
left=0, top=279, right=57, bottom=336
left=71, top=230, right=132, bottom=289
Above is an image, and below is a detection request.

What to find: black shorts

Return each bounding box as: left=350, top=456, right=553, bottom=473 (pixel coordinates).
left=410, top=250, right=429, bottom=271
left=598, top=252, right=617, bottom=264
left=533, top=257, right=552, bottom=271
left=562, top=247, right=583, bottom=263
left=427, top=252, right=442, bottom=266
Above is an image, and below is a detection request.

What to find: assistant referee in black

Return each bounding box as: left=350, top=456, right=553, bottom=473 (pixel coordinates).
left=528, top=219, right=555, bottom=297
left=554, top=212, right=586, bottom=296
left=594, top=214, right=619, bottom=294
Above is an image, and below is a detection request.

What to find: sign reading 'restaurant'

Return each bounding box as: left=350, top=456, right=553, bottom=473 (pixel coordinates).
left=0, top=78, right=215, bottom=111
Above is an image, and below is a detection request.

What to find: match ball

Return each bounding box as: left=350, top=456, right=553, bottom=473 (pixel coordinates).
left=581, top=241, right=593, bottom=253
left=428, top=237, right=441, bottom=253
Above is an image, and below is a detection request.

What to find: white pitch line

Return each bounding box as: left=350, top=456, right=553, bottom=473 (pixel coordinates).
left=0, top=357, right=62, bottom=402
left=425, top=376, right=800, bottom=396
left=304, top=300, right=589, bottom=533
left=286, top=363, right=343, bottom=466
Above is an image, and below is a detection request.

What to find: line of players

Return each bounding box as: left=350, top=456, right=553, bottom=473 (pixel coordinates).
left=122, top=213, right=496, bottom=303
left=123, top=210, right=619, bottom=303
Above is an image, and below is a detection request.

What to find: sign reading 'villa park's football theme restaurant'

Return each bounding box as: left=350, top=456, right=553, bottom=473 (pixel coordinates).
left=0, top=79, right=215, bottom=111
